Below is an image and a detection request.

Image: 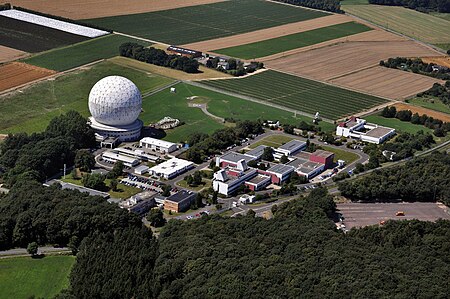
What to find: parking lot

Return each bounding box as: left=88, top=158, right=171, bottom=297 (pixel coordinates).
left=337, top=202, right=450, bottom=229
left=120, top=174, right=165, bottom=193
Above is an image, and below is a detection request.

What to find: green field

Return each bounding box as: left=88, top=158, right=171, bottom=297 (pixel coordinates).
left=0, top=256, right=75, bottom=299
left=365, top=114, right=433, bottom=134
left=214, top=22, right=371, bottom=59
left=84, top=0, right=327, bottom=45
left=340, top=0, right=369, bottom=4
left=321, top=145, right=359, bottom=163
left=24, top=34, right=150, bottom=71
left=430, top=12, right=450, bottom=21
left=343, top=5, right=450, bottom=45
left=141, top=82, right=334, bottom=142
left=201, top=70, right=388, bottom=120
left=0, top=61, right=174, bottom=134
left=62, top=176, right=141, bottom=199
left=408, top=98, right=450, bottom=114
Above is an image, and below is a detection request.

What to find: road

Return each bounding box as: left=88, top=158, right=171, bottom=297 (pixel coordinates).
left=0, top=246, right=71, bottom=258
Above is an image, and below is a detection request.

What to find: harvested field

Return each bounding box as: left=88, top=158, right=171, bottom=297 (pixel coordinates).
left=331, top=67, right=444, bottom=99
left=0, top=62, right=55, bottom=92
left=200, top=70, right=387, bottom=120
left=9, top=0, right=226, bottom=19
left=0, top=45, right=27, bottom=63
left=421, top=56, right=450, bottom=68
left=182, top=14, right=352, bottom=52
left=391, top=103, right=450, bottom=122
left=0, top=15, right=89, bottom=53
left=343, top=5, right=450, bottom=45
left=85, top=0, right=327, bottom=45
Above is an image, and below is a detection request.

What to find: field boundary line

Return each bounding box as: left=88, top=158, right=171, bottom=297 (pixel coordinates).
left=185, top=80, right=334, bottom=123
left=141, top=80, right=181, bottom=98
left=114, top=31, right=169, bottom=46
left=266, top=0, right=334, bottom=15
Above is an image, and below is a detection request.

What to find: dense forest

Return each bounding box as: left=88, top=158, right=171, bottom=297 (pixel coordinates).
left=119, top=43, right=199, bottom=73
left=275, top=0, right=343, bottom=13
left=339, top=152, right=450, bottom=205
left=368, top=0, right=450, bottom=12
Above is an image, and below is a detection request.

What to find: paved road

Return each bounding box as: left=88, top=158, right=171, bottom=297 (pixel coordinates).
left=0, top=246, right=71, bottom=258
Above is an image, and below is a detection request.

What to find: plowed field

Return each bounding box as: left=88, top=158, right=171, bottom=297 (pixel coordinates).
left=8, top=0, right=226, bottom=19
left=0, top=62, right=55, bottom=92
left=0, top=45, right=27, bottom=64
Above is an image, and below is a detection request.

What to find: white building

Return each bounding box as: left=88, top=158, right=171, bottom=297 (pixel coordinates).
left=134, top=165, right=149, bottom=175
left=148, top=158, right=194, bottom=179
left=274, top=139, right=306, bottom=158
left=336, top=117, right=395, bottom=144
left=102, top=151, right=139, bottom=168
left=140, top=137, right=178, bottom=154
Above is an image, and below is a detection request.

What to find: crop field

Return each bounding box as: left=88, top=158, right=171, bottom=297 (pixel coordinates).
left=85, top=0, right=327, bottom=45
left=392, top=103, right=450, bottom=122
left=364, top=114, right=433, bottom=134
left=0, top=62, right=56, bottom=92
left=421, top=56, right=450, bottom=69
left=0, top=45, right=27, bottom=64
left=343, top=5, right=450, bottom=45
left=24, top=34, right=149, bottom=72
left=408, top=98, right=450, bottom=115
left=10, top=0, right=225, bottom=19
left=330, top=66, right=443, bottom=99
left=0, top=61, right=174, bottom=134
left=214, top=22, right=372, bottom=59
left=0, top=255, right=75, bottom=299
left=141, top=82, right=334, bottom=142
left=200, top=70, right=388, bottom=120
left=0, top=15, right=89, bottom=53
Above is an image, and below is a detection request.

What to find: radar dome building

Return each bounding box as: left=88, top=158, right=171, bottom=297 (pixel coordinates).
left=88, top=76, right=143, bottom=142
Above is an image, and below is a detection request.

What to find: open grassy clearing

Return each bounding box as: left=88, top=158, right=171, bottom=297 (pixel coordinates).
left=0, top=256, right=75, bottom=299
left=321, top=145, right=359, bottom=163
left=214, top=22, right=372, bottom=59
left=177, top=179, right=212, bottom=191
left=62, top=176, right=141, bottom=199
left=0, top=61, right=174, bottom=134
left=142, top=82, right=334, bottom=142
left=343, top=5, right=450, bottom=45
left=407, top=98, right=450, bottom=114
left=84, top=0, right=327, bottom=45
left=430, top=12, right=450, bottom=21
left=201, top=70, right=388, bottom=120
left=365, top=114, right=433, bottom=134
left=248, top=134, right=297, bottom=149
left=24, top=34, right=150, bottom=72
left=109, top=56, right=231, bottom=80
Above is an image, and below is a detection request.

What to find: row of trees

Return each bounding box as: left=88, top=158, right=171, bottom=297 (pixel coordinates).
left=380, top=57, right=450, bottom=80
left=369, top=0, right=450, bottom=12
left=119, top=42, right=199, bottom=73
left=275, top=0, right=343, bottom=13
left=205, top=57, right=264, bottom=77
left=418, top=81, right=450, bottom=108
left=381, top=106, right=450, bottom=136
left=185, top=120, right=264, bottom=163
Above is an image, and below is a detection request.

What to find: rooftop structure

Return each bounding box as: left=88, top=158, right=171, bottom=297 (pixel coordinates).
left=140, top=137, right=178, bottom=153
left=213, top=167, right=257, bottom=196
left=245, top=145, right=267, bottom=159
left=102, top=151, right=140, bottom=168
left=244, top=174, right=271, bottom=191
left=275, top=139, right=306, bottom=156
left=264, top=164, right=295, bottom=184
left=148, top=158, right=194, bottom=179
left=216, top=152, right=255, bottom=168
left=164, top=190, right=197, bottom=213
left=167, top=46, right=202, bottom=58
left=336, top=117, right=395, bottom=144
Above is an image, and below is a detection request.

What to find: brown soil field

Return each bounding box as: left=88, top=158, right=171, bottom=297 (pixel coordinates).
left=182, top=14, right=353, bottom=52
left=421, top=56, right=450, bottom=68
left=0, top=45, right=28, bottom=64
left=391, top=102, right=450, bottom=122
left=9, top=0, right=226, bottom=19
left=331, top=67, right=444, bottom=99
left=0, top=62, right=56, bottom=92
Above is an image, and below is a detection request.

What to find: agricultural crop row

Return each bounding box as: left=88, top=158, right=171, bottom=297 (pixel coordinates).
left=201, top=70, right=388, bottom=120
left=85, top=0, right=327, bottom=45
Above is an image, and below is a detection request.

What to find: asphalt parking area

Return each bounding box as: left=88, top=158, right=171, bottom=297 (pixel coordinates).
left=337, top=202, right=450, bottom=229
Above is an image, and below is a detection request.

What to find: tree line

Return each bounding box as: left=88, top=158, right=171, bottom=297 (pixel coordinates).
left=380, top=57, right=450, bottom=80
left=119, top=42, right=199, bottom=73
left=417, top=81, right=450, bottom=108
left=369, top=0, right=450, bottom=12
left=274, top=0, right=343, bottom=13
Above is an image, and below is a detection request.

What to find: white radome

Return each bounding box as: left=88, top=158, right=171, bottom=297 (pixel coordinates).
left=88, top=76, right=142, bottom=126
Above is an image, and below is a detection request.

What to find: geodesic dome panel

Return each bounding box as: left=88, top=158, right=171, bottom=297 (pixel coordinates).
left=88, top=76, right=142, bottom=126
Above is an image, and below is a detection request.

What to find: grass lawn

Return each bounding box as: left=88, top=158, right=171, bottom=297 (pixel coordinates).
left=24, top=34, right=150, bottom=71
left=342, top=5, right=450, bottom=45
left=0, top=61, right=174, bottom=134
left=61, top=176, right=141, bottom=199
left=365, top=114, right=433, bottom=134
left=84, top=0, right=327, bottom=45
left=248, top=134, right=297, bottom=148
left=176, top=179, right=212, bottom=191
left=321, top=145, right=359, bottom=163
left=214, top=22, right=371, bottom=59
left=0, top=255, right=75, bottom=299
left=407, top=97, right=450, bottom=114
left=201, top=70, right=387, bottom=120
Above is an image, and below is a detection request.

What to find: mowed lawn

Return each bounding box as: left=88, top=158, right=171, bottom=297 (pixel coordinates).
left=365, top=114, right=433, bottom=134
left=24, top=34, right=150, bottom=71
left=141, top=82, right=334, bottom=142
left=84, top=0, right=327, bottom=45
left=0, top=255, right=75, bottom=299
left=343, top=5, right=450, bottom=45
left=0, top=61, right=174, bottom=134
left=201, top=70, right=387, bottom=120
left=214, top=22, right=372, bottom=59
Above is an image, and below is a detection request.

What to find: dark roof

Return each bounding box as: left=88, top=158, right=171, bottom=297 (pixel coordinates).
left=278, top=140, right=306, bottom=151
left=267, top=164, right=295, bottom=175
left=246, top=174, right=270, bottom=185
left=220, top=152, right=254, bottom=163
left=245, top=145, right=267, bottom=158
left=166, top=190, right=196, bottom=203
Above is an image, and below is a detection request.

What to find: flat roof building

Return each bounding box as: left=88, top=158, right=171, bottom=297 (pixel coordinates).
left=140, top=137, right=178, bottom=154
left=336, top=117, right=395, bottom=144
left=167, top=46, right=202, bottom=58
left=216, top=152, right=255, bottom=168
left=244, top=174, right=271, bottom=191
left=148, top=158, right=194, bottom=179
left=244, top=145, right=267, bottom=160
left=263, top=164, right=295, bottom=185
left=213, top=167, right=257, bottom=196
left=102, top=151, right=140, bottom=168
left=134, top=165, right=149, bottom=175
left=275, top=140, right=306, bottom=157
left=164, top=190, right=197, bottom=213
left=309, top=149, right=335, bottom=168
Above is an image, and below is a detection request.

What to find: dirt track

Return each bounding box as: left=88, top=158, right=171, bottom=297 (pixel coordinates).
left=0, top=45, right=28, bottom=64
left=392, top=102, right=450, bottom=122
left=331, top=67, right=444, bottom=100
left=182, top=14, right=353, bottom=51
left=9, top=0, right=226, bottom=19
left=0, top=62, right=55, bottom=92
